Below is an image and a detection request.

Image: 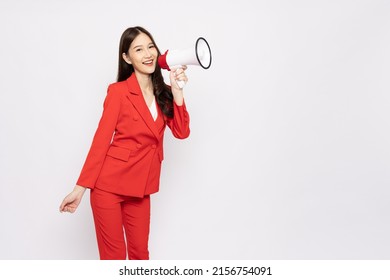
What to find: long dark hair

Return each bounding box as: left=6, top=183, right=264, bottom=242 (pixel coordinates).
left=117, top=26, right=173, bottom=118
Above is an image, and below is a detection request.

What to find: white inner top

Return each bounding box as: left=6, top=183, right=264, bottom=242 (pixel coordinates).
left=148, top=96, right=158, bottom=121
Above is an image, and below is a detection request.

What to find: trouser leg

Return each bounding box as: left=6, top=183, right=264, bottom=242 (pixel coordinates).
left=121, top=195, right=150, bottom=260
left=90, top=188, right=126, bottom=260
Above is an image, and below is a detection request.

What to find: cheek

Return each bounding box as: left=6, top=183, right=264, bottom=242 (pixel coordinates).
left=129, top=53, right=141, bottom=64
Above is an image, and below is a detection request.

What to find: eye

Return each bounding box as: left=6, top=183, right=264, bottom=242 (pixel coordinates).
left=135, top=48, right=142, bottom=52
left=149, top=44, right=155, bottom=49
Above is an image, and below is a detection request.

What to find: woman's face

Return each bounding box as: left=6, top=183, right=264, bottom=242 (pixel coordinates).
left=123, top=32, right=158, bottom=76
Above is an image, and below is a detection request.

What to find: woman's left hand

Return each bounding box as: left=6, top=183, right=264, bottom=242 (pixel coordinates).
left=170, top=66, right=188, bottom=105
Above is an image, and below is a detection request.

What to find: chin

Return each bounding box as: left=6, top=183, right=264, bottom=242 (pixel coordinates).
left=146, top=67, right=157, bottom=74
left=137, top=65, right=157, bottom=76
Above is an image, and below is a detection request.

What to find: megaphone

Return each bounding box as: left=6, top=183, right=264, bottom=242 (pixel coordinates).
left=158, top=37, right=212, bottom=88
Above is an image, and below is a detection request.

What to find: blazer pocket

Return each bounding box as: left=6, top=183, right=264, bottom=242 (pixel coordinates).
left=106, top=146, right=131, bottom=162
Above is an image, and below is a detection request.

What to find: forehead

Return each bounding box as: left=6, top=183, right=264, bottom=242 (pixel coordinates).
left=131, top=32, right=153, bottom=47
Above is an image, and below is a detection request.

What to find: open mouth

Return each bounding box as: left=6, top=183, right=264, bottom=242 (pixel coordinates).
left=143, top=59, right=154, bottom=66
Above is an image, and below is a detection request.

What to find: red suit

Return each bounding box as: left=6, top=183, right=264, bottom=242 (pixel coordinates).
left=76, top=73, right=190, bottom=259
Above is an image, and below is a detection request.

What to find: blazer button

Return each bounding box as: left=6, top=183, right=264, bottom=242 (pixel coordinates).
left=133, top=116, right=139, bottom=121
left=136, top=143, right=142, bottom=149
left=151, top=144, right=157, bottom=149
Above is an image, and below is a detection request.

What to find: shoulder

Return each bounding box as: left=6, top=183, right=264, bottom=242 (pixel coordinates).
left=106, top=81, right=128, bottom=99
left=101, top=81, right=127, bottom=106
left=107, top=80, right=128, bottom=93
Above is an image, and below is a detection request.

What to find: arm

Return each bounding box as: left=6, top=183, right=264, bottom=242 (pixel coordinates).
left=166, top=67, right=190, bottom=139
left=59, top=85, right=121, bottom=213
left=76, top=85, right=122, bottom=188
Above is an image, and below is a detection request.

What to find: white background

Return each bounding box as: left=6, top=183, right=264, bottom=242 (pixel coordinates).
left=0, top=0, right=389, bottom=259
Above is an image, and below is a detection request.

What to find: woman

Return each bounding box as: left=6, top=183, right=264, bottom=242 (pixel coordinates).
left=59, top=26, right=190, bottom=260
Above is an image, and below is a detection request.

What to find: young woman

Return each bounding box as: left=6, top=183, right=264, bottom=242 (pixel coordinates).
left=59, top=26, right=190, bottom=260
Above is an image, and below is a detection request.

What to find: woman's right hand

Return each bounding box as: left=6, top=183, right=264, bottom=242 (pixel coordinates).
left=59, top=185, right=86, bottom=213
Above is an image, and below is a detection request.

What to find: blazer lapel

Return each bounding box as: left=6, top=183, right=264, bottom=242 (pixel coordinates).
left=125, top=74, right=160, bottom=140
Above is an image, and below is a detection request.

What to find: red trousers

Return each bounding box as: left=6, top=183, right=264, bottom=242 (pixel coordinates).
left=90, top=187, right=150, bottom=260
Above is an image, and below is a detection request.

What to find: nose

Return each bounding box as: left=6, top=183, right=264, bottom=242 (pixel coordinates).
left=145, top=48, right=152, bottom=58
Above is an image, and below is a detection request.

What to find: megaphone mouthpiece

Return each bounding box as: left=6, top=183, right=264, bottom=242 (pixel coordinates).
left=158, top=50, right=171, bottom=71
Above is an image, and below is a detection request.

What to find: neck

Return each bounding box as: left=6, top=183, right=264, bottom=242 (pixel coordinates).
left=135, top=72, right=153, bottom=93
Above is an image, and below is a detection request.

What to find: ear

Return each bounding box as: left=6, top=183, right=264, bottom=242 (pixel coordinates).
left=122, top=52, right=132, bottom=64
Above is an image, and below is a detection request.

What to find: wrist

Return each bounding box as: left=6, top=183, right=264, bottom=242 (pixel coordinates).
left=172, top=92, right=184, bottom=106
left=74, top=185, right=87, bottom=194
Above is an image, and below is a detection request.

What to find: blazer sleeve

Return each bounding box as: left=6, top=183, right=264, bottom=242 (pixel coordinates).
left=76, top=85, right=121, bottom=189
left=166, top=100, right=190, bottom=139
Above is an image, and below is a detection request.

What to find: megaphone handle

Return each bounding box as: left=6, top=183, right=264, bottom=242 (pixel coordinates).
left=176, top=80, right=186, bottom=89
left=172, top=65, right=186, bottom=89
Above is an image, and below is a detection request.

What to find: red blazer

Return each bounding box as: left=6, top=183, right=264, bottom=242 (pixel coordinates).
left=76, top=73, right=190, bottom=197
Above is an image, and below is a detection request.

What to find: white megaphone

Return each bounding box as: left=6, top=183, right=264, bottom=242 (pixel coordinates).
left=158, top=37, right=212, bottom=88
